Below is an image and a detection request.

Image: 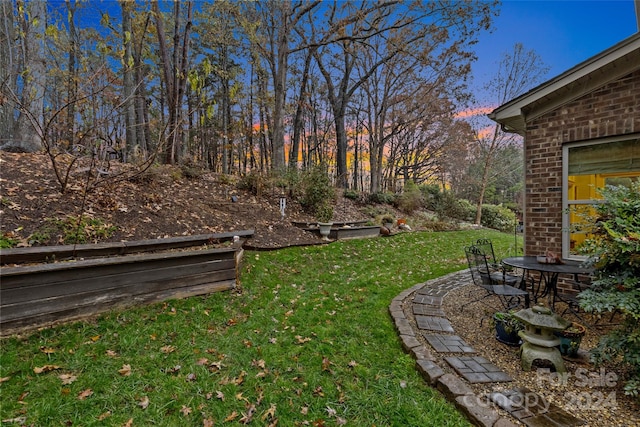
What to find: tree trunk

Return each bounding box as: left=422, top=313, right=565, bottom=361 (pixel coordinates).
left=0, top=1, right=16, bottom=144
left=121, top=0, right=136, bottom=162
left=11, top=0, right=46, bottom=152
left=65, top=0, right=77, bottom=149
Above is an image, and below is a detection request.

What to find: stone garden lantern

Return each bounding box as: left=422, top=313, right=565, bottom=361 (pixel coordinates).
left=513, top=305, right=570, bottom=373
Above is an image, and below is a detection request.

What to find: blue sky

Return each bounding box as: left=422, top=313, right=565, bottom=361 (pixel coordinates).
left=472, top=0, right=638, bottom=88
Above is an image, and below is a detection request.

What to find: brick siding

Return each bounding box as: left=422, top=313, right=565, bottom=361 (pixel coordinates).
left=523, top=69, right=640, bottom=261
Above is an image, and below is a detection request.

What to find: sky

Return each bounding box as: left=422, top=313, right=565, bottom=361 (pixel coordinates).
left=471, top=0, right=639, bottom=97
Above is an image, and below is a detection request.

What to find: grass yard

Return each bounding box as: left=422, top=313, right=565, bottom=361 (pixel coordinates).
left=0, top=229, right=520, bottom=426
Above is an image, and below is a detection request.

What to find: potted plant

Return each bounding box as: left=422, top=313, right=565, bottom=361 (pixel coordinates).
left=493, top=311, right=524, bottom=346
left=316, top=202, right=334, bottom=241
left=554, top=322, right=586, bottom=357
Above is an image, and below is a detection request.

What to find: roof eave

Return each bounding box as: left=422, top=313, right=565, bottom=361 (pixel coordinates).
left=489, top=32, right=640, bottom=134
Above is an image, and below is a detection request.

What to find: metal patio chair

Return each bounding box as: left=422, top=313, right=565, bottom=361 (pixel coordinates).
left=462, top=245, right=530, bottom=312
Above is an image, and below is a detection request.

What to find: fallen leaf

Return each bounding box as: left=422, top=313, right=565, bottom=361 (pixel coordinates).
left=34, top=365, right=61, bottom=374
left=138, top=396, right=150, bottom=409
left=180, top=405, right=192, bottom=416
left=208, top=360, right=224, bottom=371
left=91, top=335, right=101, bottom=342
left=40, top=346, right=56, bottom=354
left=295, top=335, right=311, bottom=344
left=161, top=345, right=176, bottom=354
left=106, top=350, right=118, bottom=357
left=77, top=388, right=93, bottom=400
left=98, top=411, right=112, bottom=421
left=203, top=418, right=214, bottom=427
left=119, top=364, right=132, bottom=376
left=326, top=406, right=336, bottom=417
left=224, top=411, right=238, bottom=422
left=261, top=403, right=277, bottom=421
left=321, top=357, right=331, bottom=372
left=0, top=376, right=11, bottom=383
left=239, top=405, right=256, bottom=424
left=58, top=373, right=77, bottom=384
left=216, top=390, right=225, bottom=401
left=196, top=357, right=209, bottom=366
left=185, top=373, right=196, bottom=382
left=123, top=418, right=133, bottom=427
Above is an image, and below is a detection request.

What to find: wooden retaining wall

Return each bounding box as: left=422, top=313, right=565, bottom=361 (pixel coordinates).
left=0, top=231, right=252, bottom=336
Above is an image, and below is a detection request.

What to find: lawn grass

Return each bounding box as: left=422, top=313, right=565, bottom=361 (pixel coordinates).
left=0, top=229, right=520, bottom=426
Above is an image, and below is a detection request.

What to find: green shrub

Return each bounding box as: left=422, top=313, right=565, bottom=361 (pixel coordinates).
left=395, top=181, right=423, bottom=214
left=238, top=170, right=267, bottom=196
left=421, top=219, right=460, bottom=232
left=479, top=204, right=517, bottom=233
left=315, top=202, right=334, bottom=222
left=301, top=165, right=336, bottom=219
left=420, top=185, right=472, bottom=221
left=0, top=233, right=18, bottom=248
left=579, top=182, right=640, bottom=397
left=456, top=199, right=477, bottom=222
left=368, top=191, right=396, bottom=205
left=343, top=188, right=360, bottom=201
left=180, top=164, right=203, bottom=180
left=29, top=215, right=117, bottom=245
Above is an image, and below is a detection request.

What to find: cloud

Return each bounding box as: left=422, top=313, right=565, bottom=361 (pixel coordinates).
left=455, top=106, right=496, bottom=119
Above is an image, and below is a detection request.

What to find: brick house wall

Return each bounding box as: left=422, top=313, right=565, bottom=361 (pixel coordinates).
left=523, top=68, right=640, bottom=258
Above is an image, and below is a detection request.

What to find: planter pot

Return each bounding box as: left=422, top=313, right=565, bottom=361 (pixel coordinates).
left=318, top=222, right=333, bottom=241
left=494, top=314, right=522, bottom=346
left=554, top=322, right=586, bottom=357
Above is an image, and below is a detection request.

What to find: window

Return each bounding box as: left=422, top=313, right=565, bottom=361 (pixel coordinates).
left=562, top=136, right=640, bottom=259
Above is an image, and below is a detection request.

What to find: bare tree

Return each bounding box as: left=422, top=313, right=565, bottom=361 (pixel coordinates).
left=311, top=0, right=493, bottom=188
left=152, top=0, right=193, bottom=165
left=1, top=0, right=46, bottom=152
left=242, top=0, right=321, bottom=172
left=472, top=43, right=548, bottom=224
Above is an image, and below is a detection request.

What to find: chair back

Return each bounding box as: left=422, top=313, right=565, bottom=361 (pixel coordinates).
left=475, top=238, right=497, bottom=264
left=465, top=245, right=493, bottom=288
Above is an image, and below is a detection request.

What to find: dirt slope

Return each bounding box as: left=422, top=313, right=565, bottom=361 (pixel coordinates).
left=0, top=153, right=371, bottom=250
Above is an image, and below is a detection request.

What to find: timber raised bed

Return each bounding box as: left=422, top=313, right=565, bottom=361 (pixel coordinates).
left=292, top=220, right=381, bottom=240
left=0, top=231, right=253, bottom=336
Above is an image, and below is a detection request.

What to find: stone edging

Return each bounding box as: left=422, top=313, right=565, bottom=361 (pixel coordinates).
left=389, top=270, right=518, bottom=427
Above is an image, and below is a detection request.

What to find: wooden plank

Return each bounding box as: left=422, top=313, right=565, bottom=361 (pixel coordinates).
left=121, top=230, right=253, bottom=254
left=1, top=267, right=236, bottom=322
left=1, top=258, right=236, bottom=305
left=0, top=247, right=237, bottom=287
left=0, top=241, right=127, bottom=264
left=0, top=280, right=235, bottom=336
left=0, top=230, right=254, bottom=264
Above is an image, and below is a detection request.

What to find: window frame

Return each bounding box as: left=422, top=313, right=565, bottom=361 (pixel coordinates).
left=562, top=134, right=640, bottom=260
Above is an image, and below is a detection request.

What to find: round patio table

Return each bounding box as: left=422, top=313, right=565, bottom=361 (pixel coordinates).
left=501, top=256, right=592, bottom=308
